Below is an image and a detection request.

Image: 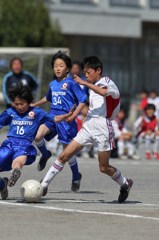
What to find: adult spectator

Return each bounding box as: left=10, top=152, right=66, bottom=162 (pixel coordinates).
left=2, top=57, right=38, bottom=108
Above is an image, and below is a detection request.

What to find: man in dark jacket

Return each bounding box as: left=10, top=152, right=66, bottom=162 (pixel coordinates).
left=2, top=57, right=38, bottom=108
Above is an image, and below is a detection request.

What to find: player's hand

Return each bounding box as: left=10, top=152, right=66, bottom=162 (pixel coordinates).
left=30, top=103, right=36, bottom=107
left=70, top=104, right=76, bottom=114
left=74, top=75, right=85, bottom=85
left=54, top=105, right=76, bottom=123
left=66, top=114, right=76, bottom=123
left=65, top=104, right=76, bottom=121
left=65, top=104, right=76, bottom=122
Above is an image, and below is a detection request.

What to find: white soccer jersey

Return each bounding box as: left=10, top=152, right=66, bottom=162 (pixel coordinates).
left=147, top=97, right=159, bottom=118
left=87, top=77, right=120, bottom=120
left=111, top=119, right=128, bottom=139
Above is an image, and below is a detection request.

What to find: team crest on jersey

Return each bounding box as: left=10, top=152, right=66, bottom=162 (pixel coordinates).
left=28, top=111, right=35, bottom=119
left=61, top=83, right=68, bottom=90
left=21, top=79, right=28, bottom=86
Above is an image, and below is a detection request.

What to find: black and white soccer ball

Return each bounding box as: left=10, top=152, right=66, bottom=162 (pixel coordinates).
left=20, top=179, right=43, bottom=203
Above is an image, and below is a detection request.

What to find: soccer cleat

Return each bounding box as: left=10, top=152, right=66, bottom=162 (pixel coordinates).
left=118, top=179, right=133, bottom=203
left=146, top=152, right=151, bottom=160
left=71, top=172, right=82, bottom=192
left=0, top=178, right=8, bottom=200
left=153, top=152, right=159, bottom=160
left=8, top=168, right=21, bottom=187
left=42, top=186, right=48, bottom=196
left=40, top=179, right=48, bottom=196
left=37, top=150, right=52, bottom=171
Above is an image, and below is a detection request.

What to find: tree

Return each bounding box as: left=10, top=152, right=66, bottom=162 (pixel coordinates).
left=0, top=0, right=64, bottom=47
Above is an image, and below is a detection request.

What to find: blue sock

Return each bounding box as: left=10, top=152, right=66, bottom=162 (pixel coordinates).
left=36, top=139, right=50, bottom=158
left=68, top=156, right=80, bottom=182
left=0, top=178, right=5, bottom=190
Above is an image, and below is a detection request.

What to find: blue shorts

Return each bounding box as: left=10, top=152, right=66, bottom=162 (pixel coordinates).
left=0, top=138, right=37, bottom=172
left=45, top=120, right=78, bottom=144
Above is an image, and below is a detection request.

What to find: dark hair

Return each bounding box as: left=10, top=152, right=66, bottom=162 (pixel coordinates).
left=81, top=56, right=103, bottom=73
left=72, top=60, right=81, bottom=66
left=10, top=57, right=23, bottom=69
left=51, top=51, right=72, bottom=71
left=149, top=89, right=158, bottom=95
left=140, top=89, right=149, bottom=95
left=8, top=84, right=34, bottom=104
left=144, top=103, right=156, bottom=112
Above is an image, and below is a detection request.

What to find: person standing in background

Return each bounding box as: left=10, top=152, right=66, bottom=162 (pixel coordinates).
left=2, top=57, right=38, bottom=108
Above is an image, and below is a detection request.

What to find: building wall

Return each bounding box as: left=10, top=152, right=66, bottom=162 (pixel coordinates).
left=45, top=0, right=159, bottom=100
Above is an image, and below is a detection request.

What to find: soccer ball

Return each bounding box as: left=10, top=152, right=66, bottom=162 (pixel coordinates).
left=20, top=179, right=43, bottom=203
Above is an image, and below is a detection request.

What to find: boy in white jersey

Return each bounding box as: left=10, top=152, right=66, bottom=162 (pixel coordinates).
left=41, top=56, right=133, bottom=203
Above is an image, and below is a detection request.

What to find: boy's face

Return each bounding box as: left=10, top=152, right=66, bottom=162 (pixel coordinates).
left=149, top=92, right=157, bottom=99
left=53, top=58, right=69, bottom=80
left=146, top=109, right=155, bottom=118
left=118, top=110, right=125, bottom=120
left=70, top=64, right=80, bottom=75
left=13, top=97, right=30, bottom=114
left=83, top=67, right=101, bottom=83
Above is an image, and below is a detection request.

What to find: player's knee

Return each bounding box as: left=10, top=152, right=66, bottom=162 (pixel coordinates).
left=59, top=152, right=69, bottom=163
left=35, top=135, right=43, bottom=142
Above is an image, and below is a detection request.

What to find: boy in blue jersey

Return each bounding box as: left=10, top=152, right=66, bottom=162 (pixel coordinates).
left=0, top=85, right=75, bottom=200
left=31, top=51, right=87, bottom=192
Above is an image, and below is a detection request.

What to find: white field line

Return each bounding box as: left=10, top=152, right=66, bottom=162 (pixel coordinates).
left=0, top=201, right=159, bottom=221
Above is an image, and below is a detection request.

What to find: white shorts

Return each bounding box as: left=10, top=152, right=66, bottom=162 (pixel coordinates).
left=73, top=117, right=115, bottom=152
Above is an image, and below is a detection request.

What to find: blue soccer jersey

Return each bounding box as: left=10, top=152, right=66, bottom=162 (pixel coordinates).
left=0, top=107, right=55, bottom=142
left=46, top=77, right=87, bottom=114
left=0, top=107, right=55, bottom=171
left=44, top=77, right=87, bottom=144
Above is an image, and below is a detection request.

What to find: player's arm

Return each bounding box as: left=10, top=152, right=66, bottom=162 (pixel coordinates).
left=66, top=102, right=86, bottom=123
left=54, top=104, right=76, bottom=123
left=30, top=97, right=48, bottom=107
left=74, top=75, right=107, bottom=96
left=0, top=110, right=12, bottom=128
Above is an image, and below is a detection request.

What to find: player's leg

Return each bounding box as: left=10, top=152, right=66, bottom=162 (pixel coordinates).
left=0, top=145, right=13, bottom=200
left=57, top=121, right=82, bottom=191
left=41, top=140, right=83, bottom=195
left=8, top=155, right=27, bottom=187
left=117, top=139, right=126, bottom=159
left=62, top=144, right=82, bottom=192
left=95, top=118, right=133, bottom=203
left=98, top=151, right=133, bottom=203
left=35, top=124, right=53, bottom=171
left=153, top=133, right=159, bottom=160
left=144, top=132, right=153, bottom=159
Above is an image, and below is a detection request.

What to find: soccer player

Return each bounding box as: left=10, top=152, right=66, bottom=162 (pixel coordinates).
left=0, top=85, right=75, bottom=200
left=133, top=103, right=159, bottom=160
left=31, top=51, right=87, bottom=192
left=112, top=108, right=139, bottom=160
left=40, top=56, right=133, bottom=203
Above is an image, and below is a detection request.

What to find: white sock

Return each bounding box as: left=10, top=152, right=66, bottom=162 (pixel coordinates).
left=117, top=140, right=125, bottom=156
left=41, top=159, right=64, bottom=188
left=153, top=136, right=159, bottom=153
left=111, top=169, right=127, bottom=186
left=145, top=135, right=152, bottom=152
left=127, top=142, right=135, bottom=156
